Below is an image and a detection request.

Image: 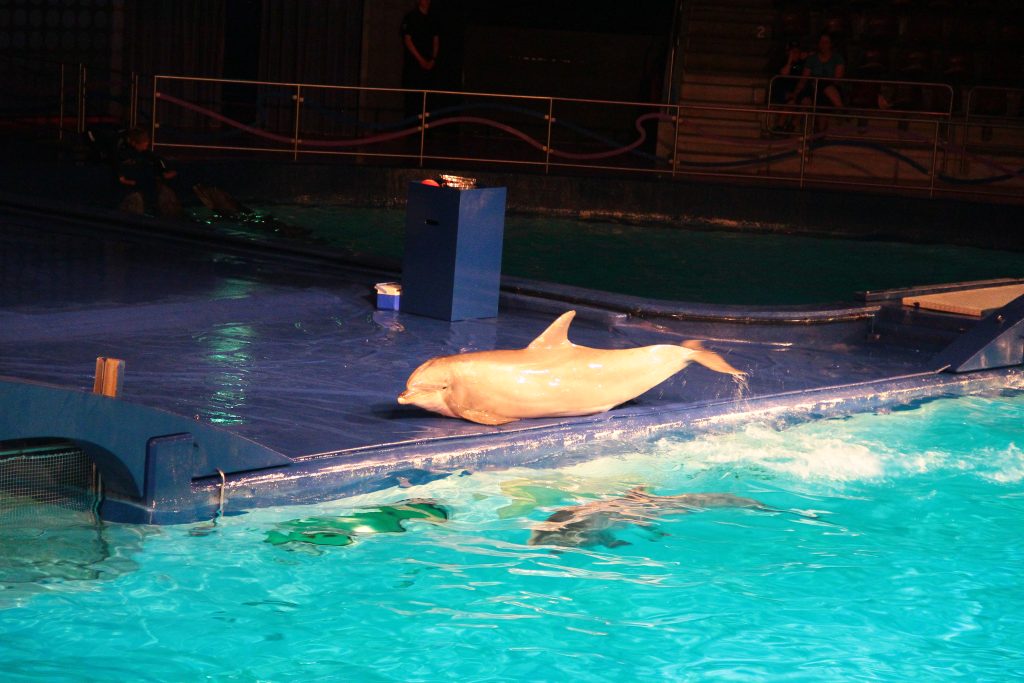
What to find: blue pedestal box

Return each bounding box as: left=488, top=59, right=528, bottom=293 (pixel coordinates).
left=401, top=182, right=507, bottom=321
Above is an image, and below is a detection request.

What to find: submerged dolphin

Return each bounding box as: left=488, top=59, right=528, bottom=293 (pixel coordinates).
left=397, top=310, right=745, bottom=425
left=527, top=487, right=765, bottom=549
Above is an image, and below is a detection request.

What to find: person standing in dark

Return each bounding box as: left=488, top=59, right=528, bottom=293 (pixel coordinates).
left=401, top=0, right=440, bottom=121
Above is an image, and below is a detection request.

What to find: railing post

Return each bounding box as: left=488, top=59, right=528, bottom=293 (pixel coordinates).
left=960, top=88, right=974, bottom=176
left=809, top=77, right=818, bottom=139
left=150, top=76, right=158, bottom=146
left=798, top=110, right=809, bottom=189
left=418, top=91, right=427, bottom=167
left=671, top=105, right=681, bottom=178
left=292, top=84, right=303, bottom=161
left=58, top=63, right=65, bottom=142
left=129, top=72, right=139, bottom=129
left=929, top=119, right=941, bottom=198
left=544, top=98, right=554, bottom=173
left=77, top=63, right=87, bottom=134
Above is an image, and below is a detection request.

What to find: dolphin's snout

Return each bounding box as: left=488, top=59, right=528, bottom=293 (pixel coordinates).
left=397, top=389, right=413, bottom=404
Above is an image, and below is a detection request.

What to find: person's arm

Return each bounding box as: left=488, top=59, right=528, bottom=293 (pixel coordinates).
left=780, top=48, right=798, bottom=76
left=404, top=34, right=432, bottom=70
left=793, top=66, right=811, bottom=100
left=116, top=155, right=135, bottom=186
left=833, top=62, right=845, bottom=80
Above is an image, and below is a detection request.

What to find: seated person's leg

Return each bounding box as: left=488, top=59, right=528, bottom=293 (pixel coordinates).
left=119, top=191, right=145, bottom=214
left=156, top=182, right=183, bottom=218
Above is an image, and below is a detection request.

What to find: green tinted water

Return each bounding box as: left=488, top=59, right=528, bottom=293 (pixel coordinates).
left=249, top=205, right=1024, bottom=305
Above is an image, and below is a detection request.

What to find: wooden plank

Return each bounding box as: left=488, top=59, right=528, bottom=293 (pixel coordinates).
left=903, top=284, right=1024, bottom=317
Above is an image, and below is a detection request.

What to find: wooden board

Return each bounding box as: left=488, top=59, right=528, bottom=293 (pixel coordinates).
left=902, top=284, right=1024, bottom=317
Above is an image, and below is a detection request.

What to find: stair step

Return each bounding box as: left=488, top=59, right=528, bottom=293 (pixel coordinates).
left=686, top=35, right=779, bottom=58
left=688, top=7, right=777, bottom=24
left=687, top=19, right=776, bottom=41
left=688, top=0, right=775, bottom=11
left=680, top=79, right=767, bottom=104
left=678, top=73, right=768, bottom=88
left=685, top=52, right=774, bottom=74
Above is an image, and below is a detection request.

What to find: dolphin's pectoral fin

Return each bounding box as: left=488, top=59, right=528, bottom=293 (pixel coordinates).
left=458, top=409, right=519, bottom=426
left=526, top=310, right=577, bottom=350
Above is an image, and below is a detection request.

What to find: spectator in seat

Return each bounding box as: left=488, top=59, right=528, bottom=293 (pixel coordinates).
left=793, top=32, right=846, bottom=130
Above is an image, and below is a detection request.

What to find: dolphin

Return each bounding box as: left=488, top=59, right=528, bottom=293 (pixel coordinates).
left=397, top=310, right=745, bottom=425
left=527, top=487, right=765, bottom=549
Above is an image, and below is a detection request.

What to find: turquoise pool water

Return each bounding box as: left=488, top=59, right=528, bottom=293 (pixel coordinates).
left=225, top=205, right=1024, bottom=306
left=2, top=390, right=1024, bottom=681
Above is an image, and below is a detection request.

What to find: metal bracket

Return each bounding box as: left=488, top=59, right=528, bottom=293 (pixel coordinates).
left=932, top=292, right=1024, bottom=372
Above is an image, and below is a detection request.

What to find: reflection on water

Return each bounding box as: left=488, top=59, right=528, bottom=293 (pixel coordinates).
left=0, top=501, right=149, bottom=604
left=194, top=322, right=257, bottom=426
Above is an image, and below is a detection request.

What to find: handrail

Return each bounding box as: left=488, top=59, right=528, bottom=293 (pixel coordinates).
left=965, top=86, right=1024, bottom=124
left=154, top=73, right=681, bottom=110
left=2, top=61, right=1021, bottom=203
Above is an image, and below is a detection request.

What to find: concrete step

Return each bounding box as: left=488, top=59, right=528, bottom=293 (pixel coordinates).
left=688, top=6, right=776, bottom=25
left=685, top=52, right=774, bottom=75
left=687, top=19, right=777, bottom=41
left=679, top=73, right=768, bottom=88
left=688, top=0, right=775, bottom=11
left=679, top=74, right=767, bottom=103
left=686, top=35, right=778, bottom=59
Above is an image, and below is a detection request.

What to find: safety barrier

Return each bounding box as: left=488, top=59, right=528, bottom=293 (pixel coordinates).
left=1, top=57, right=1021, bottom=202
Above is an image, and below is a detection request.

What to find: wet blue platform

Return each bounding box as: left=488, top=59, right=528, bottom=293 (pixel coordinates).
left=1, top=199, right=1021, bottom=523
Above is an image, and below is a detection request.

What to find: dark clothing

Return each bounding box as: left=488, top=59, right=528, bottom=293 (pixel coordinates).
left=804, top=52, right=844, bottom=79
left=117, top=146, right=169, bottom=193
left=400, top=9, right=439, bottom=88
left=116, top=144, right=180, bottom=216
left=799, top=52, right=845, bottom=107
left=772, top=60, right=805, bottom=104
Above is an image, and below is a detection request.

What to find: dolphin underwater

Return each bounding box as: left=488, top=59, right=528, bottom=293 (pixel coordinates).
left=397, top=310, right=745, bottom=425
left=527, top=487, right=766, bottom=549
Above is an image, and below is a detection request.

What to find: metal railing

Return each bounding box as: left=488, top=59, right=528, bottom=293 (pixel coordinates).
left=150, top=75, right=674, bottom=175
left=0, top=55, right=140, bottom=141
left=767, top=74, right=956, bottom=117
left=1, top=59, right=1021, bottom=202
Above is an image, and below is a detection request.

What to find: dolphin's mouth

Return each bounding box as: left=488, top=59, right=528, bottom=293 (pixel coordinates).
left=397, top=390, right=413, bottom=404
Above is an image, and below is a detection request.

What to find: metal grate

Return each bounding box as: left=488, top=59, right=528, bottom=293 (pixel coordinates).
left=0, top=443, right=100, bottom=525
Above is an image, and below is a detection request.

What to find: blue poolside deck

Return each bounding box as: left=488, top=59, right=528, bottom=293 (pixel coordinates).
left=1, top=200, right=1022, bottom=523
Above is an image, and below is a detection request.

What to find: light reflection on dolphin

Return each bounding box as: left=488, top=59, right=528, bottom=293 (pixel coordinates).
left=527, top=487, right=766, bottom=549
left=398, top=310, right=745, bottom=425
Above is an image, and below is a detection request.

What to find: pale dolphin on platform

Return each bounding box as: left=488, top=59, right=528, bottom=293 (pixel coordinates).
left=527, top=487, right=765, bottom=549
left=397, top=310, right=745, bottom=425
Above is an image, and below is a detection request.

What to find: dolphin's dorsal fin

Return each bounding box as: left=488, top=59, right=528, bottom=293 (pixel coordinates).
left=527, top=311, right=577, bottom=350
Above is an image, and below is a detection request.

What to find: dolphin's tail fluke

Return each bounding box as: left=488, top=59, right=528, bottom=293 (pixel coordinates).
left=681, top=340, right=746, bottom=378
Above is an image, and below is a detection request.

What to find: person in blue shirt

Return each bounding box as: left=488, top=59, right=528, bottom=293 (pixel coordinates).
left=794, top=33, right=845, bottom=111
